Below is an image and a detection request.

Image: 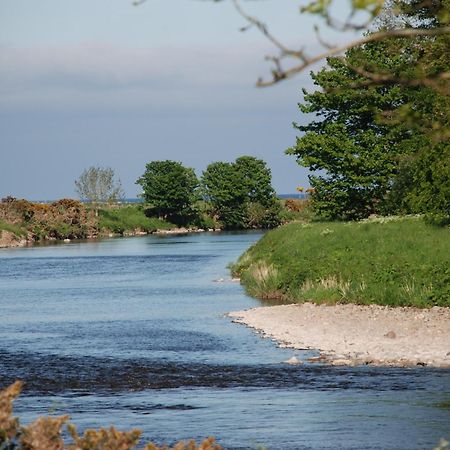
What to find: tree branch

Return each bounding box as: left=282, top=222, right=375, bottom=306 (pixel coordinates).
left=133, top=0, right=450, bottom=89
left=254, top=26, right=450, bottom=87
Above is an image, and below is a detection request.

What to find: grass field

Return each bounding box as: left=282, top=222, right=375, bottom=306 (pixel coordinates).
left=231, top=217, right=450, bottom=307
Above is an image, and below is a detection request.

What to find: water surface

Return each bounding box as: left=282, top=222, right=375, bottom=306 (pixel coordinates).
left=0, top=232, right=449, bottom=449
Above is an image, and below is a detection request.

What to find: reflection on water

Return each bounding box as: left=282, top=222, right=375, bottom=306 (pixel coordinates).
left=0, top=232, right=449, bottom=449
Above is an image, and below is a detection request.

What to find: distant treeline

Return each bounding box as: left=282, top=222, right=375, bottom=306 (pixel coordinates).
left=0, top=155, right=313, bottom=244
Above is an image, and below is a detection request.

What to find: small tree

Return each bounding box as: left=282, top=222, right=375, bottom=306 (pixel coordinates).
left=75, top=167, right=124, bottom=206
left=202, top=156, right=280, bottom=229
left=202, top=161, right=248, bottom=229
left=136, top=160, right=199, bottom=223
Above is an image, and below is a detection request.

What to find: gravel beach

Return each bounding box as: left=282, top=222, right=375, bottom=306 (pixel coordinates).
left=229, top=303, right=450, bottom=368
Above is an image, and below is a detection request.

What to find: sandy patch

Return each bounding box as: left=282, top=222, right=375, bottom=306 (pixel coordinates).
left=228, top=303, right=450, bottom=368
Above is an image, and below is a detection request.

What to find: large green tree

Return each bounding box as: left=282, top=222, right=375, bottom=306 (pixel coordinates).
left=136, top=160, right=199, bottom=223
left=287, top=2, right=450, bottom=221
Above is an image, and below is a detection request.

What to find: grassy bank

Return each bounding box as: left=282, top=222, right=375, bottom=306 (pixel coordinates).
left=231, top=217, right=450, bottom=307
left=98, top=205, right=175, bottom=234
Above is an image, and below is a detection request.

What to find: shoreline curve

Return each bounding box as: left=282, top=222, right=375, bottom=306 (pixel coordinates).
left=228, top=302, right=450, bottom=368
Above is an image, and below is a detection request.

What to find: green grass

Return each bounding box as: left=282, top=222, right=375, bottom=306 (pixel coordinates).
left=98, top=205, right=175, bottom=235
left=231, top=217, right=450, bottom=307
left=0, top=220, right=27, bottom=237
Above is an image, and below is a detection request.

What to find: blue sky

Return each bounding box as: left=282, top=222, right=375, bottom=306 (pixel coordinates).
left=0, top=0, right=358, bottom=199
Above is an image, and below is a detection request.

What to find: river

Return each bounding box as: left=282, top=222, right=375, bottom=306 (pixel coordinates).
left=0, top=232, right=449, bottom=449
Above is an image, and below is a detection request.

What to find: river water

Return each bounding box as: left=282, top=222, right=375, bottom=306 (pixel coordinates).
left=0, top=232, right=449, bottom=449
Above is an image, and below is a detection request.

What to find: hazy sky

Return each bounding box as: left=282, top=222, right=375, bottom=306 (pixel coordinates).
left=0, top=0, right=358, bottom=199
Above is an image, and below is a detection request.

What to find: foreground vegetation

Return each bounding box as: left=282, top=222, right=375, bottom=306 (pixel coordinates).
left=0, top=382, right=221, bottom=450
left=231, top=217, right=450, bottom=308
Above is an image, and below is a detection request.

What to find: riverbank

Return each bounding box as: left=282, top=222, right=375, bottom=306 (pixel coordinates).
left=0, top=198, right=217, bottom=248
left=229, top=303, right=450, bottom=368
left=0, top=230, right=29, bottom=248
left=231, top=217, right=450, bottom=307
left=0, top=226, right=216, bottom=248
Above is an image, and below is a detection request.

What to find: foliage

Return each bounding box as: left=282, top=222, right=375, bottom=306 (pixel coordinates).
left=0, top=382, right=221, bottom=450
left=98, top=205, right=175, bottom=235
left=389, top=143, right=450, bottom=225
left=287, top=2, right=450, bottom=221
left=234, top=156, right=276, bottom=205
left=287, top=53, right=403, bottom=219
left=201, top=161, right=247, bottom=229
left=0, top=198, right=97, bottom=241
left=231, top=217, right=450, bottom=307
left=0, top=220, right=27, bottom=237
left=201, top=156, right=281, bottom=229
left=75, top=167, right=124, bottom=205
left=278, top=199, right=316, bottom=223
left=136, top=161, right=199, bottom=225
left=188, top=201, right=221, bottom=230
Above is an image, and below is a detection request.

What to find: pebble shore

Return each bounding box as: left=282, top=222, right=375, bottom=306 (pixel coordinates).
left=229, top=303, right=450, bottom=368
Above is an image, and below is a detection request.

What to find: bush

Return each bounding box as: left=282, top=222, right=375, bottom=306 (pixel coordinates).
left=0, top=198, right=98, bottom=241
left=279, top=199, right=315, bottom=223
left=0, top=220, right=27, bottom=237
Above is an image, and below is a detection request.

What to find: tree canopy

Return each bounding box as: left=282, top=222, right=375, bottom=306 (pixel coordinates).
left=75, top=166, right=124, bottom=205
left=202, top=156, right=280, bottom=229
left=287, top=3, right=450, bottom=223
left=136, top=160, right=199, bottom=223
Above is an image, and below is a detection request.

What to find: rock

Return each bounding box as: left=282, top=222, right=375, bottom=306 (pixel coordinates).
left=331, top=358, right=353, bottom=366
left=284, top=356, right=302, bottom=365
left=384, top=330, right=396, bottom=339
left=307, top=355, right=329, bottom=364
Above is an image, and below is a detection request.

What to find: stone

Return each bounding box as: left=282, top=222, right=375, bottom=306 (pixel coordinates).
left=331, top=358, right=353, bottom=366
left=284, top=356, right=302, bottom=365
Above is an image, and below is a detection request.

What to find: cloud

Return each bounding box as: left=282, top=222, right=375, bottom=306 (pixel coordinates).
left=0, top=42, right=315, bottom=112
